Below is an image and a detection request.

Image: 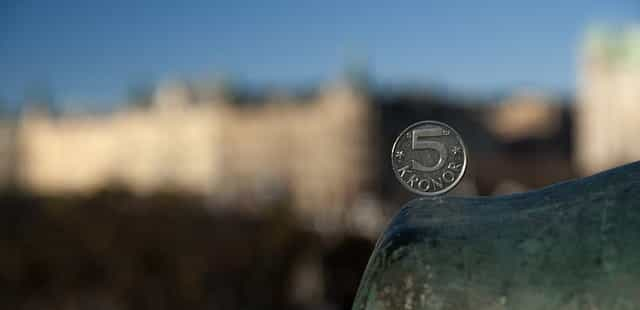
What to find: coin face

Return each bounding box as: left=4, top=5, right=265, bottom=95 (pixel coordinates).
left=391, top=121, right=468, bottom=196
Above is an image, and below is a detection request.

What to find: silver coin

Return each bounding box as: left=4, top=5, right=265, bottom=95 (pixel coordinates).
left=391, top=121, right=468, bottom=196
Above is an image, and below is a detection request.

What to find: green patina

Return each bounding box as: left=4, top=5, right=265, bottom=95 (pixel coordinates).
left=353, top=161, right=640, bottom=310
left=585, top=25, right=640, bottom=68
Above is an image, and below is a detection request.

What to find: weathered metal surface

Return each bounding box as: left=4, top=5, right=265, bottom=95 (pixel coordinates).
left=353, top=161, right=640, bottom=310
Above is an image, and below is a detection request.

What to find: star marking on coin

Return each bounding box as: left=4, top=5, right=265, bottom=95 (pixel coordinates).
left=394, top=150, right=405, bottom=160
left=451, top=146, right=462, bottom=155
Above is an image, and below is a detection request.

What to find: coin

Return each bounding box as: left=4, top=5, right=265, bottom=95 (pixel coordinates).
left=391, top=121, right=468, bottom=196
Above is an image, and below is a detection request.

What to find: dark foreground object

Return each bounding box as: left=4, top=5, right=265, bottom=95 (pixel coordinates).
left=0, top=192, right=373, bottom=310
left=353, top=161, right=640, bottom=310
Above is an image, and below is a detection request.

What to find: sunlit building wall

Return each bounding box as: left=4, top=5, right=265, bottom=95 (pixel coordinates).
left=0, top=121, right=17, bottom=188
left=17, top=82, right=373, bottom=216
left=18, top=84, right=225, bottom=195
left=577, top=25, right=640, bottom=175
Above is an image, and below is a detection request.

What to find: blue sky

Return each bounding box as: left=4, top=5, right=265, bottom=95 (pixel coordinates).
left=1, top=0, right=638, bottom=106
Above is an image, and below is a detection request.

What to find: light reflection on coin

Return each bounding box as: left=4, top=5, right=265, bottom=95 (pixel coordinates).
left=391, top=121, right=468, bottom=196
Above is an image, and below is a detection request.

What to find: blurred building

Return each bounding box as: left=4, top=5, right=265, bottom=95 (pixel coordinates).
left=16, top=82, right=373, bottom=217
left=577, top=25, right=640, bottom=175
left=18, top=84, right=225, bottom=196
left=487, top=91, right=563, bottom=143
left=0, top=120, right=17, bottom=188
left=475, top=92, right=574, bottom=194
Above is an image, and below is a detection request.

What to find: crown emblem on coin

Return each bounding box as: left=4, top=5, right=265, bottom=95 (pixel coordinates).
left=391, top=121, right=468, bottom=196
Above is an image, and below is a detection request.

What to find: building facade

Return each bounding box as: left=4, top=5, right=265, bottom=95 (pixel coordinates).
left=16, top=82, right=374, bottom=217
left=577, top=26, right=640, bottom=175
